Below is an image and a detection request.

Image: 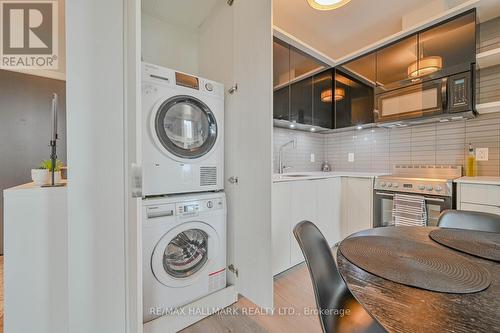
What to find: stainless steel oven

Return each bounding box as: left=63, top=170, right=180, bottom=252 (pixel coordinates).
left=373, top=190, right=453, bottom=227
left=374, top=71, right=473, bottom=123
left=373, top=165, right=461, bottom=228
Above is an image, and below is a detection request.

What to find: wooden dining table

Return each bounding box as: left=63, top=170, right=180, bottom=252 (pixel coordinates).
left=336, top=226, right=500, bottom=333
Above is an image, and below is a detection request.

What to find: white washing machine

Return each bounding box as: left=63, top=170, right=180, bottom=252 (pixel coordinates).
left=142, top=192, right=227, bottom=323
left=142, top=62, right=224, bottom=196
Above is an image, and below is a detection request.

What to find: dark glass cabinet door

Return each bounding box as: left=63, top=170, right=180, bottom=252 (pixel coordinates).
left=313, top=70, right=334, bottom=129
left=273, top=87, right=290, bottom=121
left=290, top=77, right=313, bottom=125
left=334, top=69, right=374, bottom=129
left=418, top=11, right=475, bottom=77
left=376, top=35, right=418, bottom=90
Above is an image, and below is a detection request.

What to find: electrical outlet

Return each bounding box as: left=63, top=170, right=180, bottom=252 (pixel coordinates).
left=310, top=153, right=315, bottom=163
left=348, top=153, right=354, bottom=162
left=476, top=148, right=489, bottom=161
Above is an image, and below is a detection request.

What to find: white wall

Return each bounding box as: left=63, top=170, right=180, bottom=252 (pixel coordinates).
left=66, top=0, right=128, bottom=332
left=141, top=12, right=199, bottom=74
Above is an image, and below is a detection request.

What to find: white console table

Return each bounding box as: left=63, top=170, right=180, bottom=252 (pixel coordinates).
left=3, top=182, right=68, bottom=333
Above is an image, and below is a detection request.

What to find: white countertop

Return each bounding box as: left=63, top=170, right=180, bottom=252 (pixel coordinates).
left=454, top=176, right=500, bottom=186
left=273, top=171, right=386, bottom=183
left=3, top=181, right=67, bottom=196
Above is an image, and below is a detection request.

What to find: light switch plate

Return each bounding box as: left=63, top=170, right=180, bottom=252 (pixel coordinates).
left=476, top=148, right=489, bottom=161
left=348, top=153, right=354, bottom=162
left=310, top=153, right=315, bottom=162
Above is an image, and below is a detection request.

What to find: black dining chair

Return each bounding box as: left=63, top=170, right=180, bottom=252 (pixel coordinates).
left=293, top=221, right=386, bottom=333
left=438, top=210, right=500, bottom=233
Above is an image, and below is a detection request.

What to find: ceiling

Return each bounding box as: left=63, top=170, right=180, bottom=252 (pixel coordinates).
left=273, top=0, right=467, bottom=61
left=142, top=0, right=224, bottom=30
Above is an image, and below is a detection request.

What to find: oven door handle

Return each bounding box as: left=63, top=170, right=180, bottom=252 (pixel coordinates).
left=375, top=192, right=445, bottom=203
left=441, top=77, right=448, bottom=111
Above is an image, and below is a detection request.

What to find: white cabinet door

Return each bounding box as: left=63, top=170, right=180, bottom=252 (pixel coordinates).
left=343, top=177, right=374, bottom=237
left=272, top=183, right=291, bottom=275
left=317, top=178, right=342, bottom=246
left=460, top=202, right=500, bottom=215
left=290, top=181, right=318, bottom=265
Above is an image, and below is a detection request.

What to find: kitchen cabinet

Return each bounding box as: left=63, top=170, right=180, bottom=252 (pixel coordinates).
left=341, top=177, right=373, bottom=237
left=316, top=177, right=342, bottom=246
left=290, top=77, right=313, bottom=125
left=418, top=11, right=475, bottom=78
left=376, top=35, right=418, bottom=90
left=290, top=180, right=318, bottom=264
left=313, top=70, right=334, bottom=129
left=457, top=182, right=500, bottom=214
left=272, top=177, right=367, bottom=276
left=334, top=68, right=374, bottom=129
left=273, top=86, right=290, bottom=121
left=272, top=182, right=292, bottom=275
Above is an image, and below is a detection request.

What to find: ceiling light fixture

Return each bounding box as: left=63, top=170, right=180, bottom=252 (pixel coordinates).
left=407, top=56, right=442, bottom=78
left=321, top=88, right=345, bottom=102
left=306, top=0, right=352, bottom=11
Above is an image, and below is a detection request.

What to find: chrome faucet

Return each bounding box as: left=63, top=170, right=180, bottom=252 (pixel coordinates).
left=278, top=139, right=297, bottom=174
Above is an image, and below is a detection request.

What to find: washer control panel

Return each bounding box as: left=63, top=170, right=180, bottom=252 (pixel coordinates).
left=176, top=198, right=224, bottom=217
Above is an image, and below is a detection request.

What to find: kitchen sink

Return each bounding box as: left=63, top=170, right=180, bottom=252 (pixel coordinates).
left=283, top=174, right=310, bottom=178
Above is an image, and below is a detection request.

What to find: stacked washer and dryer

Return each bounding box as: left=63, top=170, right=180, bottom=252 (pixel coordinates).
left=141, top=63, right=227, bottom=323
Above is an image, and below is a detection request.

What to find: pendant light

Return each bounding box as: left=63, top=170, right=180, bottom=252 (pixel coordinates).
left=306, top=0, right=352, bottom=11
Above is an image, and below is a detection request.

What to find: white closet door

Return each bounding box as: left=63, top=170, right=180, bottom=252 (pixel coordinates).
left=199, top=0, right=273, bottom=309
left=230, top=0, right=274, bottom=308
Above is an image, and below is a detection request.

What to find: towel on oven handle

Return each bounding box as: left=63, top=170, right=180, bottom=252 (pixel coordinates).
left=392, top=194, right=427, bottom=227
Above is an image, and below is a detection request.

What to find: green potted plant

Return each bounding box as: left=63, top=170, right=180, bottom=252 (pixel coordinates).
left=31, top=159, right=63, bottom=186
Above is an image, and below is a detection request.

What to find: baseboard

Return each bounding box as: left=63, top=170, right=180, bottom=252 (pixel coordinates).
left=143, top=285, right=238, bottom=333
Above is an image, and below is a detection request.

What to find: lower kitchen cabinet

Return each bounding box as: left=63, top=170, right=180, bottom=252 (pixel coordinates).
left=457, top=182, right=500, bottom=215
left=272, top=182, right=292, bottom=275
left=341, top=177, right=374, bottom=237
left=272, top=177, right=366, bottom=276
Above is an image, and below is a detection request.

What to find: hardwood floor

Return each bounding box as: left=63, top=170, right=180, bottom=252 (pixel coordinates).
left=181, top=263, right=323, bottom=333
left=0, top=258, right=321, bottom=333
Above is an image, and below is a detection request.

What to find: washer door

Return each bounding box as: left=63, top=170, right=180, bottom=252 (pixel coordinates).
left=151, top=221, right=220, bottom=287
left=153, top=95, right=217, bottom=160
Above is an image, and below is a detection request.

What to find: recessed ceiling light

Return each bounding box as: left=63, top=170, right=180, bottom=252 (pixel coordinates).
left=306, top=0, right=352, bottom=11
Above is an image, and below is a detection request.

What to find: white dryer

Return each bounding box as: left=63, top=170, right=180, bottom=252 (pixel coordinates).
left=142, top=63, right=224, bottom=196
left=142, top=192, right=227, bottom=323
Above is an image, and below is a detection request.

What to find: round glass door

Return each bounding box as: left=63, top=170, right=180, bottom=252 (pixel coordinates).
left=163, top=229, right=208, bottom=278
left=155, top=96, right=217, bottom=159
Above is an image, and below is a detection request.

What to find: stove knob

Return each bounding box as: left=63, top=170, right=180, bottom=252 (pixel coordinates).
left=380, top=182, right=386, bottom=187
left=435, top=186, right=442, bottom=192
left=387, top=183, right=393, bottom=188
left=418, top=185, right=426, bottom=190
left=207, top=201, right=214, bottom=208
left=426, top=185, right=433, bottom=191
left=393, top=183, right=399, bottom=188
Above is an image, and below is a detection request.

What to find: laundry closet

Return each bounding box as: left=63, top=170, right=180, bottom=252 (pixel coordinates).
left=139, top=1, right=273, bottom=331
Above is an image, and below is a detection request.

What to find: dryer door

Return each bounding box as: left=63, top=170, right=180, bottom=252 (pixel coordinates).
left=151, top=221, right=220, bottom=287
left=153, top=95, right=218, bottom=160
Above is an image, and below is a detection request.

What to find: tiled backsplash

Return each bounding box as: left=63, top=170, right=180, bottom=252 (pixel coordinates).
left=273, top=127, right=324, bottom=173
left=273, top=112, right=500, bottom=176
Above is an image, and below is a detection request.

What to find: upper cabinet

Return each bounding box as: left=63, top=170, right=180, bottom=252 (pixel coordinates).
left=334, top=68, right=374, bottom=129
left=417, top=11, right=476, bottom=76
left=313, top=70, right=334, bottom=129
left=273, top=10, right=477, bottom=131
left=273, top=38, right=330, bottom=129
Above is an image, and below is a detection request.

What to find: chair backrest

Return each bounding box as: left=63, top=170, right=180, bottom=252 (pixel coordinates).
left=293, top=220, right=347, bottom=333
left=438, top=210, right=500, bottom=233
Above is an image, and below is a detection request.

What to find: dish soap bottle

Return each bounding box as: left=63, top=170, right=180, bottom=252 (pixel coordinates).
left=466, top=143, right=477, bottom=177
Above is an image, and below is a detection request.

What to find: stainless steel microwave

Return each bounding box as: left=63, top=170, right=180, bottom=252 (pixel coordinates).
left=374, top=71, right=473, bottom=124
